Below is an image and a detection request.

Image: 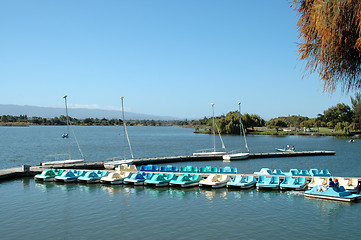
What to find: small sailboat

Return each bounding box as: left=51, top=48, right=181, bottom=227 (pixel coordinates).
left=41, top=95, right=85, bottom=166
left=223, top=102, right=250, bottom=161
left=104, top=97, right=135, bottom=169
left=193, top=103, right=227, bottom=156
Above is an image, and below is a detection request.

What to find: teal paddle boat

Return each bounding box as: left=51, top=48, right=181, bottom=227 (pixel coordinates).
left=34, top=169, right=65, bottom=182
left=227, top=175, right=257, bottom=189
left=256, top=176, right=280, bottom=190
left=123, top=172, right=154, bottom=185
left=304, top=186, right=361, bottom=202
left=54, top=170, right=86, bottom=182
left=180, top=166, right=198, bottom=173
left=280, top=176, right=308, bottom=190
left=144, top=173, right=177, bottom=187
left=169, top=174, right=203, bottom=188
left=219, top=166, right=238, bottom=174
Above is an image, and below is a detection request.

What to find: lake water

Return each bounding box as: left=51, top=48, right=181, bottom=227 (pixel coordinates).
left=1, top=126, right=361, bottom=239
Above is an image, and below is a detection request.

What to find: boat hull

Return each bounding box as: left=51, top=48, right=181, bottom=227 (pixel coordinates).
left=227, top=183, right=256, bottom=189
left=199, top=182, right=227, bottom=189
left=223, top=153, right=249, bottom=161
left=304, top=193, right=361, bottom=202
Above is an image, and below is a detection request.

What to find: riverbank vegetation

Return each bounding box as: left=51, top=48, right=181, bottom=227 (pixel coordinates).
left=1, top=95, right=361, bottom=137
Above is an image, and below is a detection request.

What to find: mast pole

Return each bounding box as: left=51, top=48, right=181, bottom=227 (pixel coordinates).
left=238, top=102, right=242, bottom=147
left=211, top=103, right=215, bottom=152
left=121, top=96, right=126, bottom=161
left=63, top=95, right=71, bottom=159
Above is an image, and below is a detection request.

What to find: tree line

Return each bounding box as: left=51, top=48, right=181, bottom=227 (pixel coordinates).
left=1, top=93, right=361, bottom=135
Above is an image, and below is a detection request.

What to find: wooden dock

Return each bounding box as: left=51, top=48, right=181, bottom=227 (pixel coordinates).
left=0, top=150, right=336, bottom=181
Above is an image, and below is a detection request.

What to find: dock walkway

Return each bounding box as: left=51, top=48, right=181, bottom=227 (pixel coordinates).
left=0, top=150, right=336, bottom=181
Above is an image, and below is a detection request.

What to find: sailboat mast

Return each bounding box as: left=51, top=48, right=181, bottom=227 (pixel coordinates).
left=238, top=101, right=249, bottom=152
left=120, top=96, right=134, bottom=160
left=238, top=102, right=242, bottom=147
left=121, top=96, right=126, bottom=161
left=63, top=95, right=71, bottom=159
left=211, top=103, right=215, bottom=152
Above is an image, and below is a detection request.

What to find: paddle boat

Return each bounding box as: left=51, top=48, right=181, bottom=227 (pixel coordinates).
left=144, top=173, right=177, bottom=187
left=139, top=165, right=159, bottom=172
left=34, top=169, right=65, bottom=182
left=123, top=172, right=154, bottom=185
left=275, top=145, right=295, bottom=152
left=304, top=185, right=361, bottom=202
left=219, top=166, right=238, bottom=174
left=272, top=169, right=285, bottom=175
left=100, top=171, right=132, bottom=185
left=54, top=170, right=86, bottom=182
left=308, top=177, right=327, bottom=189
left=199, top=174, right=230, bottom=188
left=199, top=166, right=218, bottom=174
left=280, top=176, right=308, bottom=190
left=254, top=168, right=273, bottom=175
left=78, top=170, right=108, bottom=183
left=180, top=166, right=198, bottom=173
left=256, top=176, right=280, bottom=190
left=115, top=164, right=137, bottom=172
left=169, top=174, right=203, bottom=188
left=309, top=169, right=332, bottom=177
left=338, top=177, right=360, bottom=192
left=159, top=165, right=179, bottom=172
left=227, top=175, right=257, bottom=189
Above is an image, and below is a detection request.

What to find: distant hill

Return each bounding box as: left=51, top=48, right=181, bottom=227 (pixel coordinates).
left=0, top=104, right=177, bottom=120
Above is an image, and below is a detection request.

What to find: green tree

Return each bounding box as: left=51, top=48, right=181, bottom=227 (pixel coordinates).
left=351, top=92, right=361, bottom=130
left=321, top=103, right=353, bottom=127
left=292, top=0, right=361, bottom=93
left=266, top=118, right=287, bottom=133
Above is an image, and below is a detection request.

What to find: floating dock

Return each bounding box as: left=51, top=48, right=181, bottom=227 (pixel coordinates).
left=0, top=150, right=336, bottom=181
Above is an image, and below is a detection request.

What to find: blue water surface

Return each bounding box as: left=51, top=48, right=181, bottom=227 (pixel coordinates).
left=0, top=126, right=361, bottom=239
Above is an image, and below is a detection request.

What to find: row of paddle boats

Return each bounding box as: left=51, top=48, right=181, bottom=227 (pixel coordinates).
left=34, top=165, right=361, bottom=202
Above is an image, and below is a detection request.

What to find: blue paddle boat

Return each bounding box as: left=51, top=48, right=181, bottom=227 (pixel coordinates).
left=54, top=170, right=86, bottom=182
left=280, top=176, right=308, bottom=190
left=169, top=174, right=203, bottom=188
left=139, top=165, right=159, bottom=172
left=78, top=170, right=108, bottom=183
left=159, top=165, right=179, bottom=172
left=144, top=173, right=177, bottom=187
left=123, top=172, right=154, bottom=185
left=256, top=176, right=280, bottom=190
left=304, top=186, right=361, bottom=202
left=227, top=175, right=257, bottom=189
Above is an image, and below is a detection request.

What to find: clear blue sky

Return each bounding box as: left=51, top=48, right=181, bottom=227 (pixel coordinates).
left=0, top=0, right=354, bottom=120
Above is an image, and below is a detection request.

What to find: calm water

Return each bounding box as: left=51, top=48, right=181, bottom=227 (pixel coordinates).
left=1, top=126, right=361, bottom=239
